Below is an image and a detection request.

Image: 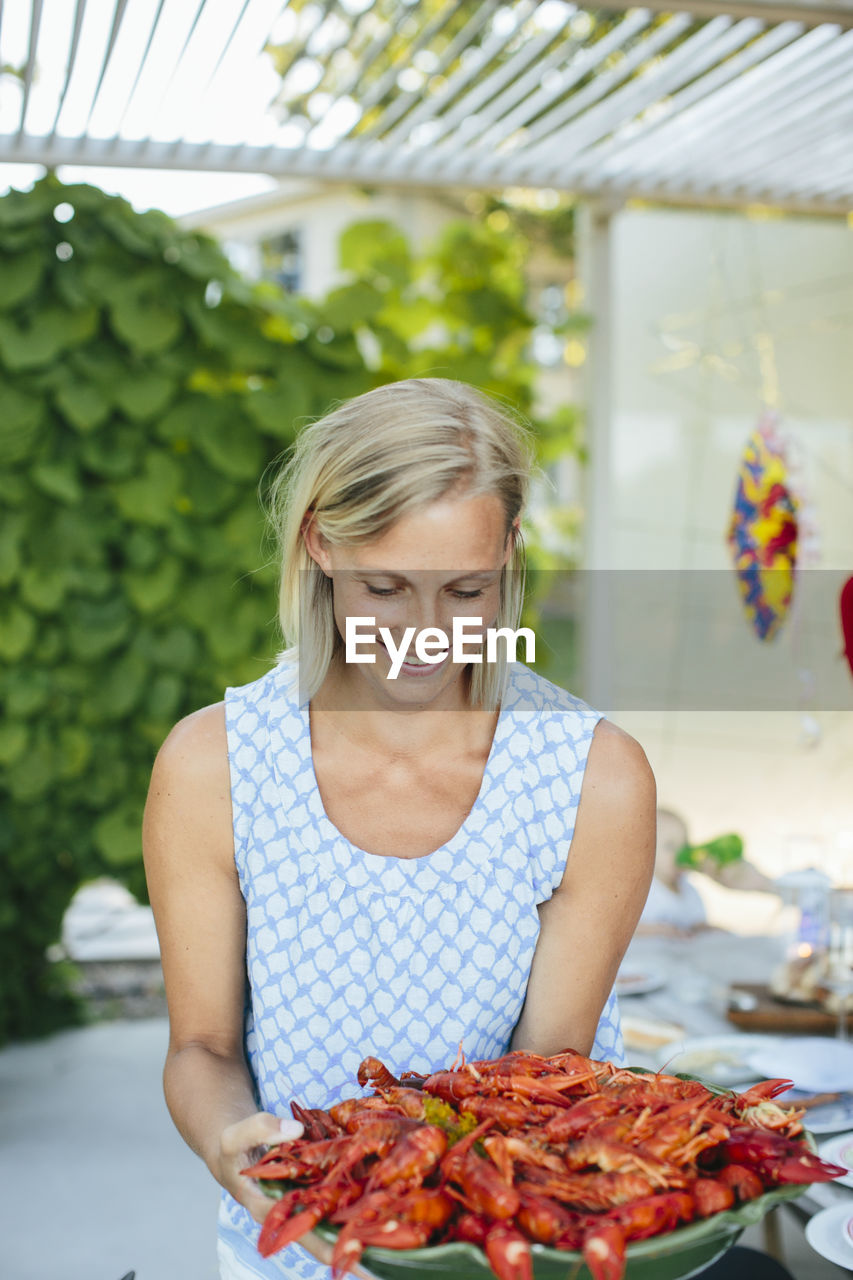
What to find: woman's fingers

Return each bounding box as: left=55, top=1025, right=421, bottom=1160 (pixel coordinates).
left=217, top=1111, right=305, bottom=1221
left=221, top=1111, right=303, bottom=1159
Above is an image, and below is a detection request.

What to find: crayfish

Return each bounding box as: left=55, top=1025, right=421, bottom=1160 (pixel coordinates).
left=241, top=1050, right=847, bottom=1280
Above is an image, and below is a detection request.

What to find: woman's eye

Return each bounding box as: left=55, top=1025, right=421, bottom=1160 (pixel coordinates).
left=451, top=589, right=484, bottom=600
left=366, top=586, right=399, bottom=596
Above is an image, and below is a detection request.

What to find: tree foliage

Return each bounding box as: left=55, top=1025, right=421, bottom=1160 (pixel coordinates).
left=0, top=174, right=582, bottom=1042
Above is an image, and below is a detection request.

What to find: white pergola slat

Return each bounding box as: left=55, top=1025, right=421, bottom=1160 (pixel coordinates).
left=2, top=0, right=853, bottom=214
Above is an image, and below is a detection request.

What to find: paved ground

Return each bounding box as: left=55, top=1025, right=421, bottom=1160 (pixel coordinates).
left=0, top=1018, right=220, bottom=1280
left=0, top=1013, right=847, bottom=1280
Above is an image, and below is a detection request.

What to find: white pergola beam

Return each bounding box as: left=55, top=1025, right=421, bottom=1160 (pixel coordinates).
left=464, top=10, right=655, bottom=181
left=508, top=14, right=696, bottom=181
left=541, top=15, right=760, bottom=186
left=3, top=0, right=853, bottom=213
left=588, top=0, right=853, bottom=29
left=7, top=128, right=853, bottom=214
left=17, top=0, right=45, bottom=137
left=661, top=30, right=853, bottom=189
left=591, top=21, right=802, bottom=189
left=620, top=24, right=842, bottom=187
left=571, top=17, right=768, bottom=188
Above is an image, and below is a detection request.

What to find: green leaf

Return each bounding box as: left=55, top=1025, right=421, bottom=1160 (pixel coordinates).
left=112, top=370, right=176, bottom=421
left=31, top=458, right=83, bottom=504
left=0, top=470, right=29, bottom=506
left=133, top=624, right=199, bottom=672
left=170, top=234, right=232, bottom=282
left=0, top=305, right=99, bottom=370
left=66, top=596, right=131, bottom=660
left=305, top=330, right=363, bottom=370
left=339, top=220, right=411, bottom=286
left=181, top=460, right=239, bottom=518
left=319, top=281, right=384, bottom=331
left=0, top=386, right=43, bottom=462
left=244, top=381, right=309, bottom=438
left=156, top=397, right=201, bottom=444
left=0, top=603, right=36, bottom=660
left=111, top=451, right=182, bottom=525
left=125, top=528, right=162, bottom=571
left=54, top=381, right=112, bottom=432
left=5, top=733, right=57, bottom=802
left=195, top=413, right=264, bottom=482
left=0, top=180, right=59, bottom=228
left=93, top=805, right=142, bottom=867
left=20, top=565, right=69, bottom=613
left=0, top=722, right=29, bottom=765
left=206, top=595, right=271, bottom=663
left=184, top=296, right=278, bottom=368
left=0, top=515, right=24, bottom=586
left=108, top=288, right=183, bottom=355
left=100, top=205, right=160, bottom=258
left=87, top=754, right=130, bottom=807
left=80, top=424, right=141, bottom=478
left=85, top=650, right=149, bottom=721
left=144, top=672, right=182, bottom=720
left=124, top=559, right=183, bottom=613
left=57, top=726, right=92, bottom=779
left=3, top=669, right=51, bottom=717
left=376, top=295, right=439, bottom=341
left=0, top=248, right=45, bottom=310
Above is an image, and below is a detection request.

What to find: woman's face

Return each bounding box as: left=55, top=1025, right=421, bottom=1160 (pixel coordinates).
left=304, top=489, right=518, bottom=706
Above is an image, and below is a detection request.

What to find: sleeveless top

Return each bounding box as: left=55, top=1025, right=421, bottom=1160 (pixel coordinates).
left=217, top=659, right=625, bottom=1278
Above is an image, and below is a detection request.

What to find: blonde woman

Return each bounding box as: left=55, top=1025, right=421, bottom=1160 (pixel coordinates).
left=143, top=378, right=656, bottom=1280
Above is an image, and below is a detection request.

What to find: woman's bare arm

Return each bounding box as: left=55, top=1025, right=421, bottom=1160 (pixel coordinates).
left=510, top=720, right=656, bottom=1057
left=144, top=703, right=377, bottom=1275
left=143, top=703, right=293, bottom=1221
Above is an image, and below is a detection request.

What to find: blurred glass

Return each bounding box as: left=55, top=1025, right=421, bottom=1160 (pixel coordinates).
left=826, top=888, right=853, bottom=1041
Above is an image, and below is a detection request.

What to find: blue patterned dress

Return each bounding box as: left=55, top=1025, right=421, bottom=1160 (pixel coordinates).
left=217, top=659, right=625, bottom=1278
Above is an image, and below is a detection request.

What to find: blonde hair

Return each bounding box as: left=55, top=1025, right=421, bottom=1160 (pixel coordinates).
left=267, top=378, right=538, bottom=710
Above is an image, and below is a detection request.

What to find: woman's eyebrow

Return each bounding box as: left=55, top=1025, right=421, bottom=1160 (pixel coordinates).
left=353, top=570, right=498, bottom=583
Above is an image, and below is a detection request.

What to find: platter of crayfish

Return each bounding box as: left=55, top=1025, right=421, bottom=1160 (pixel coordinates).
left=243, top=1049, right=849, bottom=1280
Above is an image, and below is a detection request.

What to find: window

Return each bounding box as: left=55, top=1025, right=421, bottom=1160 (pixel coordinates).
left=260, top=228, right=303, bottom=292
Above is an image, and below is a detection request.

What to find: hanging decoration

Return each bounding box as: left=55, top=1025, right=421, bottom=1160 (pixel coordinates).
left=727, top=412, right=799, bottom=641
left=841, top=575, right=853, bottom=680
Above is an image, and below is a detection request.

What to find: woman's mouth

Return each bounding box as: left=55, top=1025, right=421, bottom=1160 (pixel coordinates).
left=380, top=642, right=450, bottom=676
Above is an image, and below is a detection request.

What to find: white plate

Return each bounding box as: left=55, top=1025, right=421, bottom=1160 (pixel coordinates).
left=621, top=1014, right=686, bottom=1052
left=819, top=1133, right=853, bottom=1189
left=806, top=1181, right=853, bottom=1212
left=805, top=1097, right=853, bottom=1135
left=655, top=1034, right=777, bottom=1088
left=745, top=1036, right=853, bottom=1094
left=615, top=968, right=666, bottom=997
left=805, top=1203, right=853, bottom=1271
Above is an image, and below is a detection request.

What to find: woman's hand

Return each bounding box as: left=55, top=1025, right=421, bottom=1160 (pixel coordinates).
left=217, top=1111, right=380, bottom=1279
left=216, top=1111, right=304, bottom=1224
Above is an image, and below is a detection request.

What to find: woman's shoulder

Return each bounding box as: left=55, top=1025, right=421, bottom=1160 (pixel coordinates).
left=225, top=657, right=299, bottom=716
left=153, top=701, right=229, bottom=792
left=508, top=662, right=602, bottom=732
left=508, top=666, right=652, bottom=802
left=145, top=703, right=235, bottom=873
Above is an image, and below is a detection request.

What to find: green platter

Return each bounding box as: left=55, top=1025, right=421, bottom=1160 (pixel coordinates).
left=312, top=1181, right=804, bottom=1280
left=264, top=1070, right=817, bottom=1279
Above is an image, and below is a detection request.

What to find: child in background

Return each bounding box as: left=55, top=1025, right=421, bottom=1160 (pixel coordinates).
left=638, top=808, right=777, bottom=936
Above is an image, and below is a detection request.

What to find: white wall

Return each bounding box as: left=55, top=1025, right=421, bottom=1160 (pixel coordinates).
left=590, top=206, right=853, bottom=897
left=182, top=181, right=465, bottom=297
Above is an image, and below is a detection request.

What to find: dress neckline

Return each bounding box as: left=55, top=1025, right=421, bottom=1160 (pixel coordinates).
left=298, top=665, right=516, bottom=867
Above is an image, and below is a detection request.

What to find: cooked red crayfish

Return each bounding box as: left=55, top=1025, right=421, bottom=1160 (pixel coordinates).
left=242, top=1050, right=847, bottom=1280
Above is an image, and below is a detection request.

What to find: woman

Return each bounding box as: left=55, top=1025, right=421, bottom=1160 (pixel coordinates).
left=143, top=378, right=657, bottom=1279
